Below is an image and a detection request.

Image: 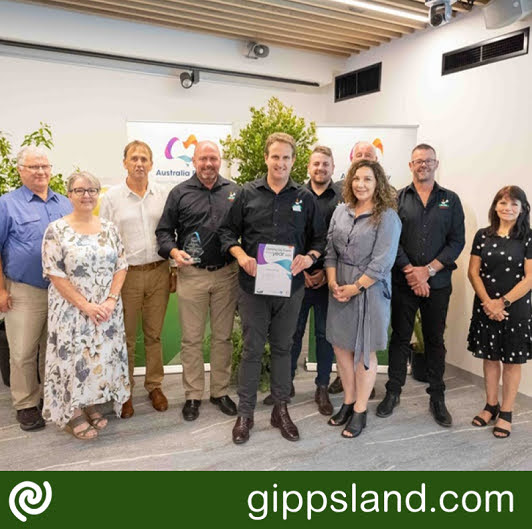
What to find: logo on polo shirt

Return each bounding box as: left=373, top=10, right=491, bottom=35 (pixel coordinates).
left=292, top=199, right=303, bottom=212
left=438, top=198, right=450, bottom=209
left=228, top=192, right=236, bottom=202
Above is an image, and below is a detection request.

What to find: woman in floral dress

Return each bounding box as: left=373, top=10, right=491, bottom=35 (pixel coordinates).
left=42, top=171, right=130, bottom=440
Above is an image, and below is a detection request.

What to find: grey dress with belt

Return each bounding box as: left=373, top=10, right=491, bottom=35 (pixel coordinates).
left=325, top=204, right=402, bottom=368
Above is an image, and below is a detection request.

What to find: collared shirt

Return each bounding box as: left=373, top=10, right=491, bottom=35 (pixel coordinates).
left=156, top=173, right=240, bottom=267
left=99, top=181, right=169, bottom=266
left=218, top=176, right=327, bottom=294
left=394, top=181, right=465, bottom=289
left=0, top=185, right=72, bottom=289
left=306, top=179, right=343, bottom=272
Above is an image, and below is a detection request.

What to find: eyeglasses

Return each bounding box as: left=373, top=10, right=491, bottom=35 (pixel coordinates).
left=20, top=164, right=53, bottom=172
left=70, top=187, right=100, bottom=197
left=411, top=159, right=437, bottom=167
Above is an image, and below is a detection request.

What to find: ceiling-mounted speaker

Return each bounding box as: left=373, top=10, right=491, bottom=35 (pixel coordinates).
left=483, top=0, right=532, bottom=29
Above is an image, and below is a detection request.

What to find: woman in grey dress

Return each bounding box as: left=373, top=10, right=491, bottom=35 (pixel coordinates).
left=325, top=160, right=401, bottom=438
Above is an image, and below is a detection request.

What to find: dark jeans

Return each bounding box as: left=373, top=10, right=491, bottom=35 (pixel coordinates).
left=237, top=287, right=305, bottom=418
left=290, top=285, right=334, bottom=386
left=386, top=282, right=452, bottom=399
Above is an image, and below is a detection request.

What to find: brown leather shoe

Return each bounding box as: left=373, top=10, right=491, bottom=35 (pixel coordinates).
left=149, top=388, right=168, bottom=412
left=271, top=403, right=299, bottom=441
left=315, top=385, right=334, bottom=416
left=121, top=397, right=134, bottom=419
left=232, top=416, right=254, bottom=444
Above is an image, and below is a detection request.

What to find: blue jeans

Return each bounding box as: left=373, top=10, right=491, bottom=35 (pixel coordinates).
left=290, top=285, right=334, bottom=386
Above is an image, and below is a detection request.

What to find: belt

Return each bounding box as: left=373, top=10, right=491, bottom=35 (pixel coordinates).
left=128, top=261, right=164, bottom=271
left=194, top=263, right=226, bottom=272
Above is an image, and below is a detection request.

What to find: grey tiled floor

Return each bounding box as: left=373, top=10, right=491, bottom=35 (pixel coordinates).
left=1, top=363, right=531, bottom=471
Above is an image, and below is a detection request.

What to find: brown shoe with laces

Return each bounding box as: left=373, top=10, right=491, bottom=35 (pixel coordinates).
left=271, top=402, right=299, bottom=441
left=315, top=385, right=334, bottom=415
left=232, top=416, right=254, bottom=444
left=149, top=388, right=168, bottom=412
left=121, top=397, right=134, bottom=419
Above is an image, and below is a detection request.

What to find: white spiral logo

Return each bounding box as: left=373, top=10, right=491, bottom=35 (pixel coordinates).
left=8, top=481, right=52, bottom=522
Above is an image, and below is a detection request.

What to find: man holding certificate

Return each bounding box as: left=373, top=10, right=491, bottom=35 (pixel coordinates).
left=219, top=132, right=327, bottom=444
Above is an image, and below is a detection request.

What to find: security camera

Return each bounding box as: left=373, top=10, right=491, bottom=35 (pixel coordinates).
left=246, top=42, right=270, bottom=59
left=425, top=0, right=457, bottom=28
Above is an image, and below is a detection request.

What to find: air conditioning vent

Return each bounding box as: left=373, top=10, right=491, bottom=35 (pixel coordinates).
left=335, top=62, right=381, bottom=102
left=442, top=27, right=529, bottom=75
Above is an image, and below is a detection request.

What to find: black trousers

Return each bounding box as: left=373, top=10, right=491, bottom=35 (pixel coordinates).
left=386, top=282, right=452, bottom=399
left=237, top=286, right=305, bottom=418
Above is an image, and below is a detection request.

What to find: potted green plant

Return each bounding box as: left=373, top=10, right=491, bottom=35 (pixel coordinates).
left=221, top=97, right=317, bottom=389
left=0, top=123, right=67, bottom=387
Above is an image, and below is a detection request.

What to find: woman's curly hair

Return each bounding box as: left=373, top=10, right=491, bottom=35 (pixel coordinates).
left=341, top=159, right=397, bottom=223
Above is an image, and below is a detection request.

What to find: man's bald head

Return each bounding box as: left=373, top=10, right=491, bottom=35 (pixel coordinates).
left=352, top=141, right=378, bottom=162
left=193, top=141, right=222, bottom=189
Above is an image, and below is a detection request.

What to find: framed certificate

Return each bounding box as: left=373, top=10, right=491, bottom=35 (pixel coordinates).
left=254, top=243, right=294, bottom=297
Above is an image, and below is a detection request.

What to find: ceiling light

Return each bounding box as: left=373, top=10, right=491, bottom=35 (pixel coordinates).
left=329, top=0, right=428, bottom=23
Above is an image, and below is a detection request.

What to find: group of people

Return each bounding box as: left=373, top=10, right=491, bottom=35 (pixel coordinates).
left=0, top=133, right=530, bottom=444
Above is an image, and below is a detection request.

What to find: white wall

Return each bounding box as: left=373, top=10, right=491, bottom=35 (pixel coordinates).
left=0, top=0, right=338, bottom=184
left=327, top=9, right=532, bottom=395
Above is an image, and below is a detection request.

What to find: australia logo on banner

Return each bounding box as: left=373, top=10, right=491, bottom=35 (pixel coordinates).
left=156, top=134, right=198, bottom=179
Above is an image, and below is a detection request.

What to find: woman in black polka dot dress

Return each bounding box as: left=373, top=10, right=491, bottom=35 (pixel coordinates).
left=467, top=186, right=531, bottom=439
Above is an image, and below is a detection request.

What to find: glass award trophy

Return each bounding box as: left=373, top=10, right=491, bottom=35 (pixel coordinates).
left=183, top=231, right=204, bottom=264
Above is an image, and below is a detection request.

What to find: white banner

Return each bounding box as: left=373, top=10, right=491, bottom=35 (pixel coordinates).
left=316, top=126, right=418, bottom=189
left=126, top=121, right=232, bottom=188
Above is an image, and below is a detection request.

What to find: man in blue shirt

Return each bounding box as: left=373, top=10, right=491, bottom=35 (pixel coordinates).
left=0, top=146, right=72, bottom=431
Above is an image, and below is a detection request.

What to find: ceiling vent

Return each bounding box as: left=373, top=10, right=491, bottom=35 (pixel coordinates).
left=335, top=62, right=381, bottom=102
left=442, top=27, right=529, bottom=75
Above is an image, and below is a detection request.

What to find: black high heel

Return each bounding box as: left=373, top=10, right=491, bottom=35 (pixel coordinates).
left=493, top=411, right=512, bottom=439
left=472, top=402, right=500, bottom=427
left=341, top=410, right=367, bottom=438
left=328, top=402, right=354, bottom=426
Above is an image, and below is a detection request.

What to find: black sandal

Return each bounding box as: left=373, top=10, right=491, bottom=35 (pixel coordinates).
left=341, top=410, right=367, bottom=439
left=493, top=411, right=512, bottom=439
left=328, top=402, right=354, bottom=426
left=472, top=402, right=500, bottom=427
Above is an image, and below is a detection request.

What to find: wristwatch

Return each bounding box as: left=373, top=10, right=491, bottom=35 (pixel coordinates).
left=107, top=293, right=119, bottom=302
left=307, top=253, right=318, bottom=265
left=502, top=296, right=511, bottom=308
left=426, top=264, right=437, bottom=277
left=355, top=280, right=366, bottom=293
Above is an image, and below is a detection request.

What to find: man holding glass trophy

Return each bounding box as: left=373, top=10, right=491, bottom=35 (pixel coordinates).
left=219, top=133, right=327, bottom=444
left=156, top=141, right=240, bottom=422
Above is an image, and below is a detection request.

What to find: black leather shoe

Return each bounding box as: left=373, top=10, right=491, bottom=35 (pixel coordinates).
left=328, top=376, right=343, bottom=394
left=210, top=395, right=237, bottom=416
left=17, top=407, right=45, bottom=431
left=342, top=410, right=367, bottom=438
left=315, top=385, right=333, bottom=415
left=376, top=392, right=400, bottom=418
left=232, top=416, right=254, bottom=444
left=271, top=403, right=299, bottom=441
left=328, top=402, right=354, bottom=426
left=182, top=399, right=201, bottom=421
left=430, top=398, right=452, bottom=427
left=263, top=382, right=294, bottom=406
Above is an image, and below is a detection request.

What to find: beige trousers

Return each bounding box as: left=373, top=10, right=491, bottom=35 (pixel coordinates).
left=177, top=261, right=238, bottom=400
left=4, top=280, right=48, bottom=410
left=121, top=261, right=170, bottom=393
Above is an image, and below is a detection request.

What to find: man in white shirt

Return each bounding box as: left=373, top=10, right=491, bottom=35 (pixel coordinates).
left=100, top=140, right=170, bottom=418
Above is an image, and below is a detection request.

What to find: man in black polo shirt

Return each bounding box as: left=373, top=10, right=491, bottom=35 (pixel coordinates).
left=156, top=141, right=240, bottom=422
left=219, top=133, right=326, bottom=444
left=262, top=145, right=340, bottom=415
left=377, top=143, right=465, bottom=427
